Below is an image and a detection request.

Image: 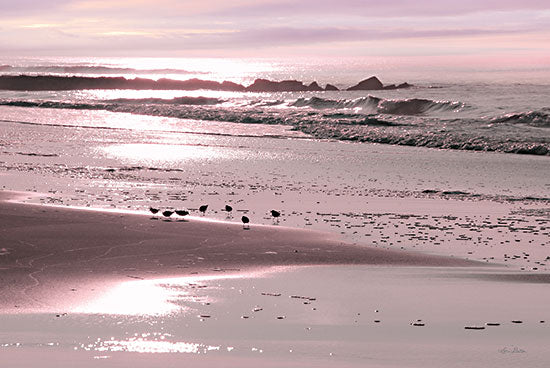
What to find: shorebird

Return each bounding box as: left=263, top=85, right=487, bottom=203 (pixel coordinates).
left=162, top=210, right=174, bottom=219
left=199, top=205, right=208, bottom=215
left=270, top=210, right=281, bottom=223
left=149, top=207, right=159, bottom=217
left=175, top=209, right=189, bottom=217
left=241, top=216, right=250, bottom=229
left=224, top=204, right=233, bottom=217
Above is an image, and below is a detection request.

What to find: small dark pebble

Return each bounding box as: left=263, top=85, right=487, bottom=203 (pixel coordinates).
left=511, top=320, right=523, bottom=324
left=464, top=326, right=485, bottom=330
left=261, top=292, right=281, bottom=297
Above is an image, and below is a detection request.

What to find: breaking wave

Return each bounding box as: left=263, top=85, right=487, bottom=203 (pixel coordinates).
left=0, top=96, right=466, bottom=116
left=103, top=97, right=224, bottom=106
left=0, top=99, right=548, bottom=156
left=491, top=110, right=550, bottom=128
left=290, top=96, right=466, bottom=115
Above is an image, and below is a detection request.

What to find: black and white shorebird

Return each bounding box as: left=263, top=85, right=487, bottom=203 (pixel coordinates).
left=149, top=207, right=160, bottom=218
left=270, top=210, right=281, bottom=223
left=224, top=204, right=233, bottom=217
left=241, top=215, right=250, bottom=230
left=175, top=209, right=189, bottom=218
left=162, top=210, right=174, bottom=219
left=199, top=204, right=208, bottom=216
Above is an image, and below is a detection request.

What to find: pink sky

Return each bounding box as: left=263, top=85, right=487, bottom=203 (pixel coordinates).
left=1, top=0, right=549, bottom=60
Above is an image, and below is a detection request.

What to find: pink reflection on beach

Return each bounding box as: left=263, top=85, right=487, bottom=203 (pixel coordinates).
left=73, top=272, right=265, bottom=316
left=74, top=278, right=178, bottom=315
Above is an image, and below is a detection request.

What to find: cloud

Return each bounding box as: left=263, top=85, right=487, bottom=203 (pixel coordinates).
left=6, top=25, right=532, bottom=53
left=168, top=26, right=543, bottom=50
left=0, top=0, right=72, bottom=15
left=1, top=0, right=549, bottom=56
left=205, top=0, right=550, bottom=18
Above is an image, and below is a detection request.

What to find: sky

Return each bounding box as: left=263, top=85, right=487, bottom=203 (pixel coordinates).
left=1, top=0, right=549, bottom=63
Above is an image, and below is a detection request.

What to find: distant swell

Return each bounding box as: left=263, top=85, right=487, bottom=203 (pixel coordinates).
left=0, top=64, right=199, bottom=75
left=103, top=97, right=223, bottom=106
left=291, top=96, right=465, bottom=115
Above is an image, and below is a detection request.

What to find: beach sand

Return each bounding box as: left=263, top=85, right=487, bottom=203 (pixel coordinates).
left=1, top=191, right=549, bottom=367
left=0, top=190, right=475, bottom=311
left=1, top=110, right=549, bottom=367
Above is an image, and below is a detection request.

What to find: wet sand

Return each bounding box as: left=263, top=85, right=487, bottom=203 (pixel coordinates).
left=2, top=192, right=550, bottom=367
left=0, top=190, right=476, bottom=312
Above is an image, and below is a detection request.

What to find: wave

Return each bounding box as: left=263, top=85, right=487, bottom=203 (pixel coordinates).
left=0, top=100, right=106, bottom=110
left=377, top=98, right=465, bottom=115
left=290, top=96, right=466, bottom=115
left=296, top=122, right=549, bottom=155
left=0, top=64, right=200, bottom=75
left=291, top=96, right=377, bottom=109
left=1, top=99, right=548, bottom=156
left=1, top=95, right=464, bottom=117
left=103, top=96, right=223, bottom=106
left=491, top=110, right=550, bottom=128
left=249, top=100, right=286, bottom=107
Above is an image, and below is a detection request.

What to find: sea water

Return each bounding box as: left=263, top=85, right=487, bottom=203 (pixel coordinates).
left=0, top=56, right=549, bottom=155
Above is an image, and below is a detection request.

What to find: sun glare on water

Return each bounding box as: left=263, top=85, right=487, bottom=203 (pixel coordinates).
left=89, top=57, right=277, bottom=84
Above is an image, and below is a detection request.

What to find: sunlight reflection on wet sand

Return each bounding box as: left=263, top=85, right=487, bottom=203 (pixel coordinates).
left=100, top=143, right=246, bottom=163
left=73, top=272, right=267, bottom=316
left=88, top=334, right=221, bottom=354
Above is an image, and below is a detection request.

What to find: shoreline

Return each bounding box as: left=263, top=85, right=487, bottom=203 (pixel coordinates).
left=1, top=190, right=480, bottom=313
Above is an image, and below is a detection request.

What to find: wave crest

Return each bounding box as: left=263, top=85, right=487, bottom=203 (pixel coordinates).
left=290, top=96, right=465, bottom=115
left=103, top=97, right=223, bottom=106
left=491, top=110, right=550, bottom=128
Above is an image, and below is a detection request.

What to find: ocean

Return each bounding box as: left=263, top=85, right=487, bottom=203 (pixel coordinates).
left=1, top=56, right=549, bottom=155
